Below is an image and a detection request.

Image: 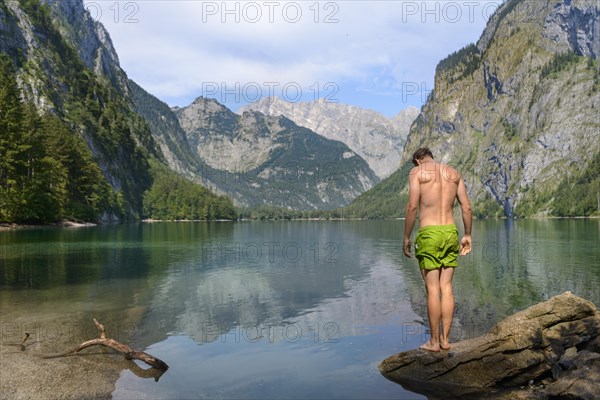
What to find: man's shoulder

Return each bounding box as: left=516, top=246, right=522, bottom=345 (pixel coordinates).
left=407, top=165, right=424, bottom=178
left=439, top=163, right=461, bottom=181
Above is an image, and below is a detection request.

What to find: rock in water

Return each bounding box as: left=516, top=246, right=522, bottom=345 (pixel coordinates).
left=379, top=292, right=600, bottom=399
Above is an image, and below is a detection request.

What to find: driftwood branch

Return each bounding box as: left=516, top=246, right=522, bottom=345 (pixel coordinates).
left=45, top=319, right=168, bottom=371
left=94, top=318, right=106, bottom=339
left=20, top=332, right=31, bottom=351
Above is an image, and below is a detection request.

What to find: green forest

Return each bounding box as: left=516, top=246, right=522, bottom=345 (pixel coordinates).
left=143, top=160, right=237, bottom=221
left=0, top=54, right=116, bottom=222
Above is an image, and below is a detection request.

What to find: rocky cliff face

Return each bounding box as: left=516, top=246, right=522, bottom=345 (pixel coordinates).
left=542, top=0, right=600, bottom=58
left=175, top=98, right=273, bottom=173
left=43, top=0, right=124, bottom=86
left=402, top=0, right=599, bottom=217
left=171, top=97, right=380, bottom=209
left=239, top=97, right=419, bottom=179
left=0, top=0, right=127, bottom=109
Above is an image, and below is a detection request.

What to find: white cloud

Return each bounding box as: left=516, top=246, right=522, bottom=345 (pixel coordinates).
left=88, top=0, right=494, bottom=113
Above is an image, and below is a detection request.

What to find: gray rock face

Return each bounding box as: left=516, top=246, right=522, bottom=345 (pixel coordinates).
left=543, top=0, right=600, bottom=58
left=239, top=97, right=419, bottom=179
left=175, top=98, right=264, bottom=172
left=45, top=1, right=116, bottom=62
left=0, top=0, right=129, bottom=108
left=379, top=292, right=600, bottom=399
left=0, top=4, right=26, bottom=59
left=2, top=1, right=50, bottom=111
left=41, top=0, right=126, bottom=90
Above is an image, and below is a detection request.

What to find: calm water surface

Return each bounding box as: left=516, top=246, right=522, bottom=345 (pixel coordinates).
left=1, top=220, right=599, bottom=399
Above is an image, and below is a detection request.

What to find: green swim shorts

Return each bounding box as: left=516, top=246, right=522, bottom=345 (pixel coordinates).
left=415, top=224, right=460, bottom=270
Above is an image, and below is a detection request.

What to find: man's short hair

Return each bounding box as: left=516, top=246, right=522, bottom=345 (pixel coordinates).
left=412, top=148, right=434, bottom=166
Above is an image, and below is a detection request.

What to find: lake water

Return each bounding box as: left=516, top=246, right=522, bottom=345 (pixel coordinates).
left=1, top=220, right=599, bottom=399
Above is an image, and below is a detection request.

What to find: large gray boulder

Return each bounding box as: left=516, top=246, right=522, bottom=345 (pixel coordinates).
left=379, top=292, right=600, bottom=399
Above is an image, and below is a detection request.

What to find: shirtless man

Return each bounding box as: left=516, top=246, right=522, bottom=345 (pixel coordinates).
left=403, top=148, right=472, bottom=352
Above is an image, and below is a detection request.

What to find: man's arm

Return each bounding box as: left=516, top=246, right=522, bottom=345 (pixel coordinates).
left=403, top=167, right=420, bottom=258
left=456, top=177, right=472, bottom=255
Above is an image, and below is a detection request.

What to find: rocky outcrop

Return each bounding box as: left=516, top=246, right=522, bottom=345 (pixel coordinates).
left=239, top=97, right=419, bottom=179
left=543, top=0, right=600, bottom=58
left=43, top=0, right=122, bottom=83
left=1, top=0, right=129, bottom=108
left=379, top=292, right=600, bottom=399
left=175, top=98, right=271, bottom=172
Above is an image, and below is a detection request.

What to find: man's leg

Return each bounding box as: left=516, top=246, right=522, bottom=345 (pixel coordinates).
left=440, top=266, right=455, bottom=350
left=420, top=268, right=441, bottom=352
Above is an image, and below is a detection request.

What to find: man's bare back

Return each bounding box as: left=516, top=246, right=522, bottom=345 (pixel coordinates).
left=409, top=160, right=463, bottom=227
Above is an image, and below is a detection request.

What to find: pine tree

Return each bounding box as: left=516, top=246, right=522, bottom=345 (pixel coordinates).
left=0, top=55, right=29, bottom=221
left=19, top=105, right=68, bottom=222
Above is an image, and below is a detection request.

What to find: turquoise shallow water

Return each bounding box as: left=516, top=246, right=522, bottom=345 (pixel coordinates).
left=1, top=220, right=598, bottom=399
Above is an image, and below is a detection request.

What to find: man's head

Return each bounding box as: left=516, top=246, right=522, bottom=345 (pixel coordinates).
left=412, top=148, right=434, bottom=166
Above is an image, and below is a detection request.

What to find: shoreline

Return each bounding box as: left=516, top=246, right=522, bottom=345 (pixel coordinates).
left=2, top=215, right=599, bottom=230
left=0, top=220, right=97, bottom=231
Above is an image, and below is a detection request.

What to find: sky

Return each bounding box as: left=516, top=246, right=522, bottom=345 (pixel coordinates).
left=85, top=0, right=501, bottom=117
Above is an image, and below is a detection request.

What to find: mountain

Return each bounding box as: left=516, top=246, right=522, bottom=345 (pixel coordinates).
left=347, top=0, right=600, bottom=219
left=239, top=97, right=419, bottom=179
left=170, top=97, right=380, bottom=209
left=0, top=0, right=235, bottom=223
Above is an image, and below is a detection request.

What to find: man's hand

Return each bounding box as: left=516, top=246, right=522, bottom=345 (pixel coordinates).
left=403, top=238, right=413, bottom=258
left=460, top=235, right=472, bottom=256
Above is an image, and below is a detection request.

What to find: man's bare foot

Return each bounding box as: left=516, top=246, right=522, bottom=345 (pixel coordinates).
left=419, top=340, right=440, bottom=352
left=440, top=339, right=451, bottom=350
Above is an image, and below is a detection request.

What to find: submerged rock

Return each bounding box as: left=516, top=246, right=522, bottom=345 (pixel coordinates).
left=379, top=292, right=600, bottom=399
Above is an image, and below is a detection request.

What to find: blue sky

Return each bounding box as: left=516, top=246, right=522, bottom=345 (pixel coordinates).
left=87, top=1, right=500, bottom=117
